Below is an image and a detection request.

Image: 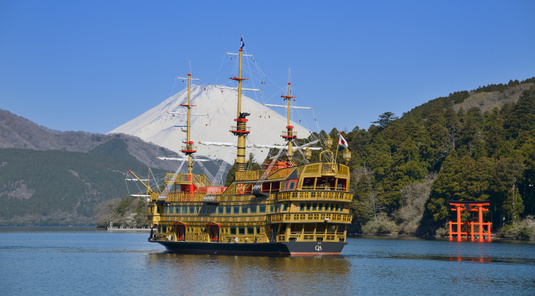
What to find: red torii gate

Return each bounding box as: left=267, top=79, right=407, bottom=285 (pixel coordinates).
left=448, top=201, right=491, bottom=242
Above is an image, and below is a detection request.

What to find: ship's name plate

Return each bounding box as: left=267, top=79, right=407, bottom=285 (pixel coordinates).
left=203, top=195, right=217, bottom=202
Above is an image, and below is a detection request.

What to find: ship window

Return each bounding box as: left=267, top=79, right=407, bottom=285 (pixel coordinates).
left=337, top=179, right=346, bottom=190
left=250, top=206, right=257, bottom=214
left=233, top=206, right=239, bottom=214
left=270, top=205, right=274, bottom=213
left=156, top=207, right=160, bottom=214
left=339, top=225, right=346, bottom=233
left=210, top=206, right=217, bottom=214
left=317, top=223, right=326, bottom=233
left=271, top=182, right=280, bottom=192
left=225, top=206, right=231, bottom=214
left=230, top=227, right=236, bottom=235
left=285, top=179, right=297, bottom=191
left=300, top=203, right=305, bottom=211
left=279, top=224, right=287, bottom=233
left=304, top=224, right=315, bottom=234
left=282, top=203, right=287, bottom=211
left=259, top=205, right=266, bottom=213
left=217, top=206, right=224, bottom=214
left=291, top=223, right=303, bottom=234
left=312, top=203, right=317, bottom=211
left=303, top=177, right=315, bottom=189
left=328, top=224, right=336, bottom=234
left=306, top=203, right=311, bottom=211
left=165, top=207, right=169, bottom=214
left=189, top=206, right=195, bottom=214
left=181, top=207, right=187, bottom=214
left=318, top=203, right=323, bottom=211
left=317, top=177, right=326, bottom=189
left=238, top=227, right=245, bottom=235
left=247, top=227, right=254, bottom=235
left=241, top=206, right=248, bottom=214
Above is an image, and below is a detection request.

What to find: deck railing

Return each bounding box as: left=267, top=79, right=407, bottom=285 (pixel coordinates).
left=276, top=191, right=353, bottom=202
left=164, top=173, right=213, bottom=186
left=267, top=213, right=352, bottom=224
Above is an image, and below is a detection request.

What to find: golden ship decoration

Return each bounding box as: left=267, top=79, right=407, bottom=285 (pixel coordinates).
left=127, top=35, right=353, bottom=256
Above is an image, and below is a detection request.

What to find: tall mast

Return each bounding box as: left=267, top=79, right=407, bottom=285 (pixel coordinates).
left=177, top=60, right=199, bottom=176
left=281, top=67, right=296, bottom=165
left=230, top=35, right=250, bottom=172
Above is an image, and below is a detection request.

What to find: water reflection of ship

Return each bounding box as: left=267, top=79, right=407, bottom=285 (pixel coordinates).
left=147, top=253, right=351, bottom=293
left=449, top=256, right=492, bottom=262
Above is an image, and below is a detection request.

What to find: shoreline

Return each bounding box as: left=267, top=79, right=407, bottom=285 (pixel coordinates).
left=349, top=233, right=535, bottom=243
left=106, top=226, right=151, bottom=232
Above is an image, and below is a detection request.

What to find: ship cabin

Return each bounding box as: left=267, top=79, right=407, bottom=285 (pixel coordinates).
left=147, top=160, right=353, bottom=245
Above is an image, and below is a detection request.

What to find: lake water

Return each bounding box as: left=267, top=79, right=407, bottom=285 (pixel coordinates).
left=1, top=227, right=534, bottom=295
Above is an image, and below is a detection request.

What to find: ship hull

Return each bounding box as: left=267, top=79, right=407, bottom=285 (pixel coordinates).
left=153, top=240, right=346, bottom=256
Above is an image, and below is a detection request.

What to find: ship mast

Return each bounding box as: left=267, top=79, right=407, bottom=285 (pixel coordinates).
left=281, top=67, right=297, bottom=166
left=230, top=35, right=250, bottom=172
left=177, top=61, right=199, bottom=180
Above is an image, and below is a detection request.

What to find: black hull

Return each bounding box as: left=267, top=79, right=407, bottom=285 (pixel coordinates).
left=153, top=239, right=346, bottom=256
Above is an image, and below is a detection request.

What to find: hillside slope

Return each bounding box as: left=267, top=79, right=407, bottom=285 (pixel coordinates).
left=0, top=108, right=181, bottom=172
left=343, top=77, right=535, bottom=239
left=0, top=147, right=149, bottom=225
left=0, top=110, right=229, bottom=225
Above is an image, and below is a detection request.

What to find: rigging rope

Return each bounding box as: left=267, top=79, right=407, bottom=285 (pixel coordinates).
left=161, top=160, right=187, bottom=198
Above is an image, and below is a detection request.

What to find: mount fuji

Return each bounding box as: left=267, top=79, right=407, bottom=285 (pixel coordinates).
left=108, top=84, right=313, bottom=165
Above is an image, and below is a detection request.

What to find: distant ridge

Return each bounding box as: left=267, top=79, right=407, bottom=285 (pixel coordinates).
left=108, top=84, right=313, bottom=165
left=0, top=109, right=227, bottom=225
left=0, top=108, right=178, bottom=172
left=401, top=78, right=535, bottom=122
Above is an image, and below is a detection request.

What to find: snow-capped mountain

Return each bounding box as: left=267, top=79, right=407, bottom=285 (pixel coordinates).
left=108, top=84, right=313, bottom=165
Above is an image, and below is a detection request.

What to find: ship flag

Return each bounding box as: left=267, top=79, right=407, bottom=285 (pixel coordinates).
left=338, top=131, right=348, bottom=149
left=240, top=35, right=245, bottom=50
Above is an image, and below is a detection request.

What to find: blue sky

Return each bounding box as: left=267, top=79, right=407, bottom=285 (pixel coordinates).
left=1, top=0, right=534, bottom=134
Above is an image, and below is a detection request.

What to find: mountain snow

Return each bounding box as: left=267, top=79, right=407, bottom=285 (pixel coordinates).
left=108, top=84, right=313, bottom=165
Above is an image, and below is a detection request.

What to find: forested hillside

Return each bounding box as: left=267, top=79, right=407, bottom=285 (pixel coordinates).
left=332, top=78, right=535, bottom=238
left=0, top=145, right=147, bottom=225
left=0, top=110, right=229, bottom=225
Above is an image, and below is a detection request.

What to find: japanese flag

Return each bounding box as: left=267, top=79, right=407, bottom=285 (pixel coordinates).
left=338, top=132, right=348, bottom=149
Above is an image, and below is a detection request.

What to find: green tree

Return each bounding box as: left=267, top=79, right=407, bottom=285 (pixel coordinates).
left=372, top=112, right=399, bottom=128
